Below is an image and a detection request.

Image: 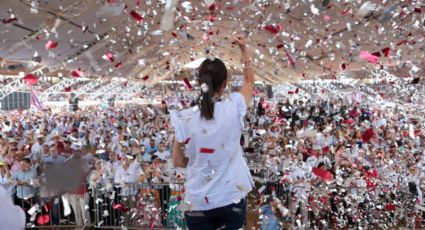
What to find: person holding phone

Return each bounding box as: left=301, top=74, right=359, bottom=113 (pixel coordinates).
left=170, top=36, right=254, bottom=229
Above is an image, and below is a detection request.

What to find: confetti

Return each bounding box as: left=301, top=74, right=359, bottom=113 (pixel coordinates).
left=23, top=73, right=38, bottom=85
left=45, top=40, right=58, bottom=49
left=359, top=51, right=379, bottom=64
left=103, top=53, right=115, bottom=63
left=130, top=10, right=144, bottom=22
left=199, top=148, right=214, bottom=154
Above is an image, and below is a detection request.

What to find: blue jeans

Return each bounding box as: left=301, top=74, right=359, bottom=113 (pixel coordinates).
left=185, top=199, right=246, bottom=230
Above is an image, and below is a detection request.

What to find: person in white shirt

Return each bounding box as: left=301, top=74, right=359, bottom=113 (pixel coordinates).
left=154, top=141, right=171, bottom=161
left=170, top=36, right=254, bottom=230
left=30, top=135, right=43, bottom=158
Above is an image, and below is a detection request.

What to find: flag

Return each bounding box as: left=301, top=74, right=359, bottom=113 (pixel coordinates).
left=30, top=90, right=46, bottom=111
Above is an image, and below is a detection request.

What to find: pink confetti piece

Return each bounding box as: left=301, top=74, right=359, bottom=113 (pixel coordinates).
left=359, top=51, right=379, bottom=64
left=285, top=51, right=295, bottom=66
left=104, top=53, right=114, bottom=62
left=208, top=15, right=217, bottom=22
left=202, top=33, right=209, bottom=41
left=323, top=15, right=331, bottom=21
left=45, top=40, right=58, bottom=49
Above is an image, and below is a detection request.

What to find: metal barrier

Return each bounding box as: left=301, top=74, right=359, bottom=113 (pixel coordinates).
left=11, top=178, right=425, bottom=229
left=12, top=183, right=185, bottom=229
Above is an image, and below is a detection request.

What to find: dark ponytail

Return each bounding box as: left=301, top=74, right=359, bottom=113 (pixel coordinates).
left=198, top=58, right=228, bottom=120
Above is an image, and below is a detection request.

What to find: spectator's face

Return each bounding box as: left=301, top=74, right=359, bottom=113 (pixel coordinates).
left=42, top=145, right=49, bottom=154
left=122, top=147, right=129, bottom=153
left=20, top=161, right=31, bottom=171
left=159, top=143, right=165, bottom=151
left=150, top=140, right=155, bottom=147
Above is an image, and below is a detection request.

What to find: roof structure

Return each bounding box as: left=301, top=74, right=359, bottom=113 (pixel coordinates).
left=0, top=0, right=424, bottom=101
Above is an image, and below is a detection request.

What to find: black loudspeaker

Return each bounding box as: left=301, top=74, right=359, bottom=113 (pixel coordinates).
left=266, top=85, right=273, bottom=98
left=0, top=92, right=30, bottom=110
left=69, top=97, right=79, bottom=111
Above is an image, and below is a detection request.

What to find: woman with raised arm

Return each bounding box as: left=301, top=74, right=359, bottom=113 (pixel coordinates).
left=170, top=36, right=255, bottom=230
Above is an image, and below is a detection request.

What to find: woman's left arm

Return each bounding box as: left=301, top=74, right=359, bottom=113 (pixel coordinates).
left=172, top=139, right=188, bottom=168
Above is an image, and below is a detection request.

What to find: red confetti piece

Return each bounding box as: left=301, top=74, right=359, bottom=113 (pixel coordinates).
left=130, top=10, right=143, bottom=22
left=182, top=78, right=192, bottom=90
left=312, top=167, right=333, bottom=181
left=171, top=32, right=177, bottom=38
left=362, top=128, right=374, bottom=143
left=104, top=53, right=114, bottom=62
left=414, top=8, right=422, bottom=13
left=381, top=47, right=391, bottom=57
left=208, top=4, right=215, bottom=11
left=276, top=44, right=284, bottom=49
left=1, top=17, right=18, bottom=24
left=295, top=88, right=299, bottom=94
left=341, top=63, right=346, bottom=70
left=71, top=69, right=83, bottom=78
left=64, top=87, right=72, bottom=92
left=142, top=75, right=149, bottom=81
left=200, top=148, right=215, bottom=154
left=204, top=196, right=209, bottom=203
left=264, top=25, right=281, bottom=34
left=396, top=40, right=408, bottom=46
left=341, top=9, right=351, bottom=16
left=115, top=62, right=123, bottom=68
left=45, top=40, right=58, bottom=49
left=226, top=5, right=236, bottom=11
left=322, top=146, right=330, bottom=153
left=184, top=138, right=191, bottom=145
left=23, top=73, right=38, bottom=86
left=35, top=35, right=42, bottom=40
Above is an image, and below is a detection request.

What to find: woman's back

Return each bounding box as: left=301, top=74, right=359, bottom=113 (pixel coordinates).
left=171, top=92, right=253, bottom=211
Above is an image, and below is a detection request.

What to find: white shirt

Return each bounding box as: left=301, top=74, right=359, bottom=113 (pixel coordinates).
left=0, top=187, right=26, bottom=230
left=170, top=93, right=253, bottom=211
left=31, top=143, right=42, bottom=156
left=114, top=164, right=140, bottom=184
left=154, top=150, right=171, bottom=161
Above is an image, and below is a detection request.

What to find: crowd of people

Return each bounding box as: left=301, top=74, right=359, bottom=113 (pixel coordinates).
left=0, top=78, right=424, bottom=229
left=0, top=105, right=186, bottom=228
